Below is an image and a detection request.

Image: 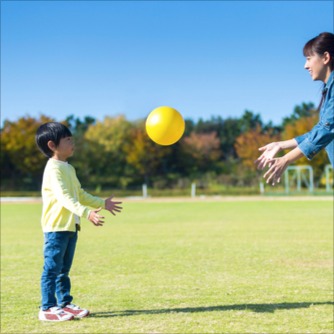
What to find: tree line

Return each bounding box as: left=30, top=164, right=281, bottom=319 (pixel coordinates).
left=1, top=102, right=329, bottom=192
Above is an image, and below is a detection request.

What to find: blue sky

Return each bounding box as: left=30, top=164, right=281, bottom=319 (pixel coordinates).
left=1, top=1, right=333, bottom=126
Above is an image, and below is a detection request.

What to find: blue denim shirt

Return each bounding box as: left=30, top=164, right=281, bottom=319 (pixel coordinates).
left=295, top=70, right=334, bottom=166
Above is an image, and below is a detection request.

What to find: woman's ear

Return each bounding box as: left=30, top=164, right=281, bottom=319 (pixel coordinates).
left=323, top=51, right=331, bottom=65
left=47, top=140, right=57, bottom=152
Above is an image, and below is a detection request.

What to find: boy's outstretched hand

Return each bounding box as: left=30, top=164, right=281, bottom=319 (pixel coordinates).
left=88, top=208, right=105, bottom=226
left=105, top=196, right=123, bottom=216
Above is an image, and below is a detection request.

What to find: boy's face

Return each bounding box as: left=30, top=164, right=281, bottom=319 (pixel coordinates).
left=53, top=136, right=75, bottom=161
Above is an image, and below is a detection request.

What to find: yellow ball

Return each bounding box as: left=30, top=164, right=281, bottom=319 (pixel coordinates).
left=146, top=106, right=185, bottom=146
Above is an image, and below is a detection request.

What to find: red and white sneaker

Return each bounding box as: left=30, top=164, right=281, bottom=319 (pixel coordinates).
left=39, top=307, right=74, bottom=322
left=62, top=304, right=90, bottom=318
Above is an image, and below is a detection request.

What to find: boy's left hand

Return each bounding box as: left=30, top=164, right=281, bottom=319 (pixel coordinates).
left=105, top=196, right=123, bottom=216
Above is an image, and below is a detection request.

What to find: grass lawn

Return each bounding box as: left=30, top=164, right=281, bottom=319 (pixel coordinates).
left=1, top=198, right=333, bottom=333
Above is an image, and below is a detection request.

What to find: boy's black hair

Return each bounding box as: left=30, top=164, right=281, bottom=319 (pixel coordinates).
left=36, top=122, right=72, bottom=158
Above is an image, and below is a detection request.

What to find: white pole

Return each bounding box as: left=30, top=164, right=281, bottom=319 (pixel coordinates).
left=297, top=169, right=301, bottom=191
left=326, top=165, right=330, bottom=192
left=309, top=167, right=314, bottom=193
left=284, top=171, right=289, bottom=194
left=142, top=184, right=148, bottom=198
left=191, top=183, right=196, bottom=198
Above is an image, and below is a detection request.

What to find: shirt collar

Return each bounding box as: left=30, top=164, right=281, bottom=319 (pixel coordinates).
left=325, top=70, right=334, bottom=88
left=50, top=158, right=68, bottom=165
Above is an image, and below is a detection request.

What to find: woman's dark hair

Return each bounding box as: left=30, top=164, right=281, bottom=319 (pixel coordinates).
left=35, top=122, right=72, bottom=158
left=303, top=32, right=334, bottom=70
left=303, top=32, right=334, bottom=110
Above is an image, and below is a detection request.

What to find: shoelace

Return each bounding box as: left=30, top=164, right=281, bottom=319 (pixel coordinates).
left=49, top=307, right=65, bottom=315
left=66, top=304, right=81, bottom=310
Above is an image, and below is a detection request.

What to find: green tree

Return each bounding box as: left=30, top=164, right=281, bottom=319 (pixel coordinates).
left=65, top=115, right=96, bottom=136
left=282, top=102, right=316, bottom=127
left=64, top=115, right=96, bottom=184
left=239, top=110, right=263, bottom=133
left=1, top=115, right=54, bottom=189
left=124, top=121, right=172, bottom=184
left=181, top=131, right=221, bottom=176
left=83, top=115, right=133, bottom=189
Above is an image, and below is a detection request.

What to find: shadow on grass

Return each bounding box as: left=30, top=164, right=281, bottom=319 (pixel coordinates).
left=91, top=301, right=333, bottom=318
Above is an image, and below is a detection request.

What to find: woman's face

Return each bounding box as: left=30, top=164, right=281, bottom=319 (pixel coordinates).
left=304, top=52, right=328, bottom=82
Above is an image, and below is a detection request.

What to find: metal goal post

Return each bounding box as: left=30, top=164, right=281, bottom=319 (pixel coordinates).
left=284, top=166, right=314, bottom=194
left=325, top=164, right=333, bottom=192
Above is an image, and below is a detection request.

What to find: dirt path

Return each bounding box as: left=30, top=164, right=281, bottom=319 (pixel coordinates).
left=1, top=195, right=332, bottom=204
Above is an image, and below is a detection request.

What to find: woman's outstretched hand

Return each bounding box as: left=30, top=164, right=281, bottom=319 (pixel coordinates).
left=255, top=142, right=281, bottom=170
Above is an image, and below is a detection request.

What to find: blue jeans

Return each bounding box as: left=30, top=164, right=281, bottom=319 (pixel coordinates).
left=41, top=231, right=78, bottom=310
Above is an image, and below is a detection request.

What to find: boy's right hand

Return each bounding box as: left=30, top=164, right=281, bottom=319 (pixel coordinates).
left=88, top=208, right=105, bottom=226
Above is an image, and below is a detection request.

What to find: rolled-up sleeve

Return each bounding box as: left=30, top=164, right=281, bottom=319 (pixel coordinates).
left=295, top=84, right=334, bottom=161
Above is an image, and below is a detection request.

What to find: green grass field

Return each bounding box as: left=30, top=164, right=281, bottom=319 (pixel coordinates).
left=1, top=198, right=333, bottom=333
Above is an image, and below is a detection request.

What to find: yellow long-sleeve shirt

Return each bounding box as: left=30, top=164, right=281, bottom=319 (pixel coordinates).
left=41, top=158, right=104, bottom=232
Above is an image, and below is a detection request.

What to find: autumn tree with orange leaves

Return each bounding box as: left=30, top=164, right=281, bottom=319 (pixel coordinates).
left=235, top=125, right=281, bottom=172
left=283, top=110, right=329, bottom=182
left=181, top=132, right=221, bottom=176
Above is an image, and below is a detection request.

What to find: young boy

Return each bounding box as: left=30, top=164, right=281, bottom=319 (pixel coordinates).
left=35, top=122, right=122, bottom=321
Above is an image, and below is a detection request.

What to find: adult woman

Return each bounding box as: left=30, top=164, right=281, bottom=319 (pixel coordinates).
left=255, top=32, right=334, bottom=185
